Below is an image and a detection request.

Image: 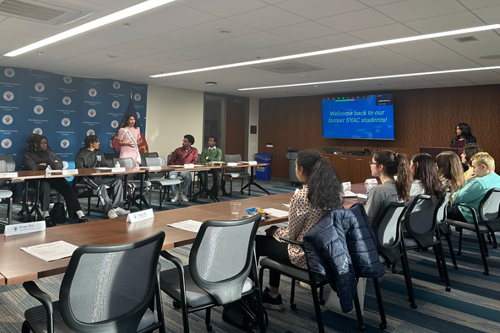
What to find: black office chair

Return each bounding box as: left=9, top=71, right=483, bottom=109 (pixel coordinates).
left=159, top=214, right=266, bottom=333
left=145, top=156, right=181, bottom=208
left=402, top=194, right=451, bottom=292
left=373, top=202, right=417, bottom=309
left=446, top=188, right=500, bottom=276
left=113, top=157, right=151, bottom=209
left=435, top=191, right=458, bottom=270
left=223, top=154, right=250, bottom=196
left=22, top=231, right=166, bottom=333
left=0, top=160, right=13, bottom=225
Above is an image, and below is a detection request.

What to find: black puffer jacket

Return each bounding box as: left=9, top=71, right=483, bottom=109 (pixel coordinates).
left=303, top=203, right=384, bottom=313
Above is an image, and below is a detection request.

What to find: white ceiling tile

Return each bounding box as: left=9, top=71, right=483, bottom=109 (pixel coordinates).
left=131, top=36, right=190, bottom=52
left=400, top=48, right=479, bottom=69
left=348, top=23, right=419, bottom=42
left=169, top=39, right=254, bottom=58
left=189, top=19, right=260, bottom=38
left=317, top=8, right=396, bottom=32
left=183, top=0, right=267, bottom=16
left=403, top=12, right=484, bottom=34
left=359, top=0, right=403, bottom=5
left=106, top=43, right=165, bottom=57
left=157, top=29, right=224, bottom=46
left=302, top=33, right=365, bottom=49
left=276, top=0, right=366, bottom=20
left=231, top=31, right=293, bottom=48
left=141, top=3, right=219, bottom=28
left=228, top=6, right=307, bottom=30
left=473, top=5, right=500, bottom=24
left=383, top=39, right=442, bottom=53
left=375, top=0, right=465, bottom=22
left=459, top=0, right=500, bottom=10
left=269, top=21, right=339, bottom=41
left=261, top=42, right=321, bottom=57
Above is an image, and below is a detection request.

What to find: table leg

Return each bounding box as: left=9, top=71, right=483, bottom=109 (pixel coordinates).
left=241, top=166, right=270, bottom=196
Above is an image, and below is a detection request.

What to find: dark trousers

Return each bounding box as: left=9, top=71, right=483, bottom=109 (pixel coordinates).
left=199, top=169, right=221, bottom=196
left=39, top=178, right=82, bottom=217
left=447, top=204, right=467, bottom=222
left=256, top=235, right=292, bottom=288
left=82, top=177, right=124, bottom=213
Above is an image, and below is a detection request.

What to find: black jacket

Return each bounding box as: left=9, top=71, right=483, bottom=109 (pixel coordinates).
left=23, top=149, right=62, bottom=171
left=303, top=204, right=384, bottom=313
left=75, top=148, right=111, bottom=169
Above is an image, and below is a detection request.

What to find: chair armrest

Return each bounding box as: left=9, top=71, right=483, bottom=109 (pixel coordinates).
left=160, top=250, right=188, bottom=308
left=279, top=236, right=304, bottom=248
left=23, top=281, right=54, bottom=333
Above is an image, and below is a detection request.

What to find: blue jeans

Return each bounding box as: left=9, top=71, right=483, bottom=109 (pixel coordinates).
left=170, top=171, right=191, bottom=195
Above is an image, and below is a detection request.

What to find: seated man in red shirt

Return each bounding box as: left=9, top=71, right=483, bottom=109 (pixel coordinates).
left=168, top=134, right=198, bottom=202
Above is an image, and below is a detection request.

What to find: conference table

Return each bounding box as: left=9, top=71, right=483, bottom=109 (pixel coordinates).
left=0, top=184, right=366, bottom=286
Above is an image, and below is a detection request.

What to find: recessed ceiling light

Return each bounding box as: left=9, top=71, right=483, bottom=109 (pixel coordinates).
left=218, top=28, right=231, bottom=34
left=205, top=82, right=217, bottom=86
left=4, top=0, right=176, bottom=57
left=150, top=24, right=500, bottom=78
left=107, top=54, right=118, bottom=58
left=238, top=65, right=500, bottom=91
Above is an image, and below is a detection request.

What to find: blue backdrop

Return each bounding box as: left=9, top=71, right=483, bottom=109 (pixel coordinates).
left=0, top=66, right=148, bottom=169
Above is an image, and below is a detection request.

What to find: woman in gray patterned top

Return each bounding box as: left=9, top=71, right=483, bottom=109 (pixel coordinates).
left=256, top=149, right=342, bottom=310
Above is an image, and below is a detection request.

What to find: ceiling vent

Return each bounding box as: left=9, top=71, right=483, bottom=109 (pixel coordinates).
left=256, top=62, right=324, bottom=74
left=0, top=0, right=96, bottom=25
left=454, top=36, right=479, bottom=43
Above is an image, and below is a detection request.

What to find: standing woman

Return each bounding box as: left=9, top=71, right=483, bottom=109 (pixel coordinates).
left=365, top=150, right=411, bottom=224
left=117, top=114, right=142, bottom=166
left=450, top=123, right=476, bottom=154
left=409, top=153, right=443, bottom=202
left=256, top=150, right=343, bottom=310
left=436, top=151, right=465, bottom=198
left=23, top=134, right=88, bottom=226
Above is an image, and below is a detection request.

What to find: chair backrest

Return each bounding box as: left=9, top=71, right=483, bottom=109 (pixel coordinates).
left=479, top=188, right=500, bottom=232
left=225, top=154, right=243, bottom=173
left=59, top=231, right=165, bottom=333
left=140, top=152, right=159, bottom=165
left=145, top=156, right=167, bottom=179
left=435, top=191, right=452, bottom=225
left=0, top=154, right=16, bottom=171
left=0, top=160, right=7, bottom=188
left=373, top=202, right=406, bottom=264
left=113, top=157, right=136, bottom=168
left=189, top=214, right=262, bottom=305
left=403, top=194, right=439, bottom=248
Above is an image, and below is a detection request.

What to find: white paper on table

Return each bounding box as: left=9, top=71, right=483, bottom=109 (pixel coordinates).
left=170, top=165, right=184, bottom=168
left=21, top=241, right=78, bottom=262
left=168, top=220, right=203, bottom=233
left=342, top=190, right=357, bottom=198
left=282, top=203, right=290, bottom=208
left=94, top=167, right=112, bottom=170
left=357, top=194, right=368, bottom=199
left=263, top=208, right=289, bottom=218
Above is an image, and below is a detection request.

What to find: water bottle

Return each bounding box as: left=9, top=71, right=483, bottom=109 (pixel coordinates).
left=45, top=165, right=52, bottom=175
left=115, top=161, right=120, bottom=168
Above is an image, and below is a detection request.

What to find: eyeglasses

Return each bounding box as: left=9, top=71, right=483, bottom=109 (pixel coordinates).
left=369, top=161, right=377, bottom=165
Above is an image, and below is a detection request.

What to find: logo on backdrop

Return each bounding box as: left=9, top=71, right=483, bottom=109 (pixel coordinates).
left=135, top=112, right=140, bottom=119
left=34, top=105, right=44, bottom=115
left=1, top=139, right=12, bottom=149
left=4, top=68, right=15, bottom=78
left=89, top=88, right=97, bottom=97
left=113, top=81, right=121, bottom=89
left=111, top=120, right=119, bottom=129
left=62, top=161, right=68, bottom=169
left=33, top=128, right=43, bottom=135
left=87, top=129, right=95, bottom=136
left=134, top=93, right=141, bottom=101
left=63, top=76, right=72, bottom=84
left=60, top=139, right=69, bottom=148
left=109, top=140, right=114, bottom=148
left=62, top=96, right=72, bottom=105
left=3, top=91, right=14, bottom=101
left=61, top=118, right=71, bottom=127
left=112, top=101, right=120, bottom=109
left=2, top=115, right=13, bottom=125
left=34, top=83, right=45, bottom=92
left=87, top=109, right=96, bottom=117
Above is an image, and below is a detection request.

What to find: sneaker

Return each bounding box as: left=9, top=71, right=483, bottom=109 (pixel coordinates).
left=298, top=281, right=311, bottom=290
left=107, top=209, right=119, bottom=219
left=78, top=216, right=89, bottom=223
left=171, top=193, right=180, bottom=203
left=180, top=193, right=189, bottom=202
left=114, top=207, right=130, bottom=216
left=44, top=216, right=55, bottom=228
left=262, top=287, right=284, bottom=311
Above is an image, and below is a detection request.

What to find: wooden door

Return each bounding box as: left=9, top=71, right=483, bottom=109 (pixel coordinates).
left=225, top=97, right=246, bottom=156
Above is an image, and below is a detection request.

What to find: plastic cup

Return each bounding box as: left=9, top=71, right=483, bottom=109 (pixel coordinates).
left=230, top=202, right=242, bottom=215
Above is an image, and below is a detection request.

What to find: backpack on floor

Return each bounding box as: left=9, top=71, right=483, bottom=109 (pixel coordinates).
left=222, top=293, right=268, bottom=331
left=49, top=202, right=66, bottom=224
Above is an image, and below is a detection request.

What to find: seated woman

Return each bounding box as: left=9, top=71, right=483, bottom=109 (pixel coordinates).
left=436, top=151, right=465, bottom=198
left=23, top=134, right=88, bottom=226
left=461, top=143, right=483, bottom=180
left=409, top=153, right=443, bottom=203
left=256, top=149, right=342, bottom=310
left=365, top=150, right=411, bottom=224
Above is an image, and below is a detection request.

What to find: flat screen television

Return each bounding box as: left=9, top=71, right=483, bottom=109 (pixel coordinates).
left=322, top=94, right=394, bottom=140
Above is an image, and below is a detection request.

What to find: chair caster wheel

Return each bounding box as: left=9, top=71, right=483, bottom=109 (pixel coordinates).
left=290, top=303, right=297, bottom=310
left=319, top=299, right=325, bottom=305
left=173, top=301, right=181, bottom=309
left=454, top=266, right=459, bottom=270
left=240, top=190, right=244, bottom=195
left=206, top=324, right=212, bottom=331
left=379, top=323, right=387, bottom=330
left=358, top=324, right=366, bottom=331
left=410, top=303, right=418, bottom=309
left=483, top=271, right=489, bottom=276
left=391, top=269, right=398, bottom=274
left=446, top=287, right=451, bottom=292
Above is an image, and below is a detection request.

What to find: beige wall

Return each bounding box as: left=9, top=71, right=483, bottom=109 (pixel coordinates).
left=145, top=85, right=204, bottom=159
left=145, top=85, right=259, bottom=161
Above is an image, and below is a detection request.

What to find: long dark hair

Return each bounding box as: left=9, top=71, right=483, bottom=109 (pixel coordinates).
left=122, top=114, right=138, bottom=128
left=296, top=149, right=342, bottom=210
left=436, top=151, right=465, bottom=197
left=26, top=133, right=48, bottom=152
left=411, top=153, right=443, bottom=203
left=463, top=143, right=483, bottom=166
left=373, top=150, right=411, bottom=202
left=453, top=122, right=473, bottom=141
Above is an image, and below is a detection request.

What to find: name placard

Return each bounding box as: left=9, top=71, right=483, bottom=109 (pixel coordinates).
left=111, top=167, right=126, bottom=172
left=0, top=172, right=18, bottom=178
left=126, top=208, right=154, bottom=223
left=62, top=169, right=79, bottom=175
left=184, top=164, right=194, bottom=168
left=5, top=221, right=46, bottom=237
left=227, top=162, right=238, bottom=167
left=248, top=161, right=257, bottom=165
left=143, top=166, right=162, bottom=171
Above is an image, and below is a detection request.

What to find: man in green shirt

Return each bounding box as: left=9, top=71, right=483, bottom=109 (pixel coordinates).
left=200, top=136, right=223, bottom=198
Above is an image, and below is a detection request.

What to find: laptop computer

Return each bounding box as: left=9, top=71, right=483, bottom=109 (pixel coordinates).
left=419, top=147, right=460, bottom=158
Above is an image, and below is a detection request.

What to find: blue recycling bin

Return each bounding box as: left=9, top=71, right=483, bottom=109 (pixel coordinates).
left=254, top=153, right=272, bottom=181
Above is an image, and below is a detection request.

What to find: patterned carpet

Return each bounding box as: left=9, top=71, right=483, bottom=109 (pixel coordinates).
left=0, top=179, right=499, bottom=332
